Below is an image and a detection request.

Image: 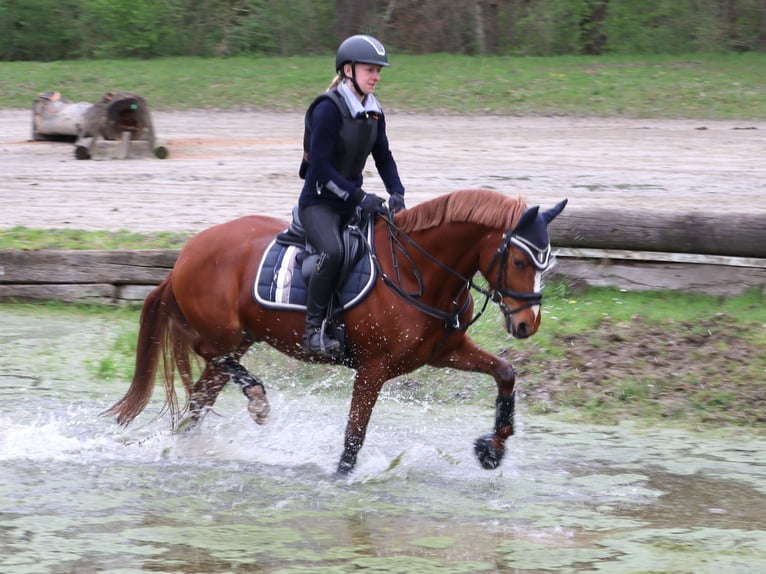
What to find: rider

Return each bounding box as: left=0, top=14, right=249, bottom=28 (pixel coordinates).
left=298, top=34, right=406, bottom=356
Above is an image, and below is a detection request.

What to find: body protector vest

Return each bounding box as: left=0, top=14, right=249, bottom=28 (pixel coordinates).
left=299, top=89, right=379, bottom=181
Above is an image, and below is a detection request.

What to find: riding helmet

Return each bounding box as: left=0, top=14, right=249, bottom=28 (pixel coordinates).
left=335, top=35, right=389, bottom=72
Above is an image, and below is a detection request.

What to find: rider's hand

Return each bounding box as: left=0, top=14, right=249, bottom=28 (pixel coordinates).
left=388, top=192, right=406, bottom=214
left=359, top=192, right=386, bottom=216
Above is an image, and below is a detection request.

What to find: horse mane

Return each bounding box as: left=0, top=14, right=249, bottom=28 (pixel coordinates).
left=395, top=189, right=528, bottom=233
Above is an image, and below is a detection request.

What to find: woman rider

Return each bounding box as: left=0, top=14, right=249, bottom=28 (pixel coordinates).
left=299, top=34, right=406, bottom=356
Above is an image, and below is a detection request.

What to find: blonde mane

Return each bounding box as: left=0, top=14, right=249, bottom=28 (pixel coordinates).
left=395, top=189, right=528, bottom=233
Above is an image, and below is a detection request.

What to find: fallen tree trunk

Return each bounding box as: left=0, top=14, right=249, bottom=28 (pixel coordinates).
left=0, top=249, right=177, bottom=285
left=551, top=209, right=766, bottom=258
left=0, top=250, right=177, bottom=304
left=31, top=91, right=91, bottom=141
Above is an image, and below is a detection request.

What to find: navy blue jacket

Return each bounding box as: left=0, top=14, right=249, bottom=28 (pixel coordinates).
left=299, top=98, right=404, bottom=211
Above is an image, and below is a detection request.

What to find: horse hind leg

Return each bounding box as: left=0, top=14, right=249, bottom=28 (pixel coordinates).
left=217, top=356, right=270, bottom=425
left=180, top=360, right=230, bottom=430
left=182, top=356, right=269, bottom=429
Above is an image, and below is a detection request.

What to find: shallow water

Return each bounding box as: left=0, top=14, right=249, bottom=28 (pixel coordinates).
left=1, top=306, right=765, bottom=573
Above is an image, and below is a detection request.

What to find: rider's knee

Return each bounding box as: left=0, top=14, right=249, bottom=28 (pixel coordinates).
left=317, top=249, right=343, bottom=273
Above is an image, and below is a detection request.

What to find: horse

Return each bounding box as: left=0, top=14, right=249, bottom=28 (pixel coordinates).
left=104, top=189, right=567, bottom=474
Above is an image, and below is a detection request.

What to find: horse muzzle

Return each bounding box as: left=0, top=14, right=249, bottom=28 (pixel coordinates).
left=508, top=317, right=531, bottom=338
left=498, top=297, right=541, bottom=339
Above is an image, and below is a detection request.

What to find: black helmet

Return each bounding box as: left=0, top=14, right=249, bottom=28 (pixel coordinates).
left=335, top=35, right=389, bottom=72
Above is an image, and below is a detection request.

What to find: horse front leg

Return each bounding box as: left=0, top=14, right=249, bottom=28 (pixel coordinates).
left=337, top=365, right=387, bottom=476
left=429, top=336, right=516, bottom=470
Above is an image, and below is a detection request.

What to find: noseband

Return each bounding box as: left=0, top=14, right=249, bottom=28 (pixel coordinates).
left=373, top=214, right=547, bottom=333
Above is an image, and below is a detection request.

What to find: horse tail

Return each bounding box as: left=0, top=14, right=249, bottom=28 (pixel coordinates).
left=103, top=273, right=194, bottom=427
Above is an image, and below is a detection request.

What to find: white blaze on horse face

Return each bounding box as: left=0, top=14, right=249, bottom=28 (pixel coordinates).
left=532, top=271, right=542, bottom=320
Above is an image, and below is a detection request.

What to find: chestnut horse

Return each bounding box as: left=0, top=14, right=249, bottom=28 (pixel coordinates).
left=105, top=189, right=566, bottom=474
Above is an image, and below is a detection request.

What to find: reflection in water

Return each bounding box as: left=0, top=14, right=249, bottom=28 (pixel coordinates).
left=1, top=307, right=766, bottom=573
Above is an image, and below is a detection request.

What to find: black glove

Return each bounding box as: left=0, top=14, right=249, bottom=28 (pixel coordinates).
left=359, top=192, right=386, bottom=216
left=388, top=192, right=406, bottom=214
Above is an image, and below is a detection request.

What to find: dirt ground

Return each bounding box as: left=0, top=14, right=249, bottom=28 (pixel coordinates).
left=506, top=312, right=766, bottom=428
left=2, top=109, right=764, bottom=426
left=1, top=109, right=765, bottom=232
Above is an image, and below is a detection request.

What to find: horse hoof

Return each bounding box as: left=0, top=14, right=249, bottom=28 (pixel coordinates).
left=335, top=455, right=356, bottom=477
left=246, top=388, right=270, bottom=425
left=176, top=415, right=200, bottom=433
left=247, top=399, right=269, bottom=425
left=474, top=433, right=504, bottom=470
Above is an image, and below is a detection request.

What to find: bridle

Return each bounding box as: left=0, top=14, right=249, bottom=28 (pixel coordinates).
left=486, top=229, right=546, bottom=327
left=371, top=212, right=547, bottom=334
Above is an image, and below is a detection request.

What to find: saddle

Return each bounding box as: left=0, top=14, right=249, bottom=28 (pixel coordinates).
left=253, top=207, right=376, bottom=312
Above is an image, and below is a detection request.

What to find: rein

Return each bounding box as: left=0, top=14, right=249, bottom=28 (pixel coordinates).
left=371, top=212, right=543, bottom=334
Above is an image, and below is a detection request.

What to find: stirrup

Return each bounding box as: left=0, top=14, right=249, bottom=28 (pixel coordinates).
left=304, top=323, right=341, bottom=356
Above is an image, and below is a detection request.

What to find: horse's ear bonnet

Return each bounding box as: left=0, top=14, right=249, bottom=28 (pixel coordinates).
left=510, top=199, right=568, bottom=270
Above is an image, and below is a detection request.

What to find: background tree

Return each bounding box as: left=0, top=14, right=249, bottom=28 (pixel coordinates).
left=1, top=0, right=765, bottom=61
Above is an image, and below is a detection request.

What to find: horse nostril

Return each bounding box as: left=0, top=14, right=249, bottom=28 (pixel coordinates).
left=516, top=323, right=529, bottom=339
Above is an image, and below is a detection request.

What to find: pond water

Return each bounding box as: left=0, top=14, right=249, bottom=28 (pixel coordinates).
left=1, top=306, right=765, bottom=573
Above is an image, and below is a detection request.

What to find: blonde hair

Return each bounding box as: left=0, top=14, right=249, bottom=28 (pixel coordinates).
left=327, top=73, right=343, bottom=91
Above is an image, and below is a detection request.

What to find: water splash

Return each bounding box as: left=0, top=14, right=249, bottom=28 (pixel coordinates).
left=3, top=306, right=766, bottom=573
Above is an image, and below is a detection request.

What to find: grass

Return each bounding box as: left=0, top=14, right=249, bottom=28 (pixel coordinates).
left=505, top=285, right=766, bottom=429
left=0, top=226, right=191, bottom=250
left=86, top=314, right=141, bottom=382
left=1, top=53, right=765, bottom=119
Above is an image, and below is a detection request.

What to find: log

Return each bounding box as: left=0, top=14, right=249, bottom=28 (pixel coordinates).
left=74, top=91, right=168, bottom=160
left=551, top=209, right=766, bottom=258
left=0, top=283, right=117, bottom=303
left=0, top=250, right=178, bottom=285
left=78, top=91, right=151, bottom=141
left=0, top=283, right=156, bottom=304
left=31, top=91, right=91, bottom=141
left=31, top=90, right=168, bottom=159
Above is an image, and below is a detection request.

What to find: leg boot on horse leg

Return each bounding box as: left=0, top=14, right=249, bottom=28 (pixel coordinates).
left=474, top=390, right=516, bottom=470
left=179, top=335, right=248, bottom=430
left=428, top=335, right=517, bottom=470
left=303, top=253, right=342, bottom=357
left=218, top=356, right=270, bottom=425
left=181, top=361, right=230, bottom=430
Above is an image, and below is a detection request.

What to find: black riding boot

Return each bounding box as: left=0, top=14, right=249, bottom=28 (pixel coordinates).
left=303, top=257, right=341, bottom=356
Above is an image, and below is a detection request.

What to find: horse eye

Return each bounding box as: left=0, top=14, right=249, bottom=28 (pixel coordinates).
left=513, top=258, right=526, bottom=270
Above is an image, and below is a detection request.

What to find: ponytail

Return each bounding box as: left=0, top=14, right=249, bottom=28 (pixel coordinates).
left=326, top=73, right=343, bottom=91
